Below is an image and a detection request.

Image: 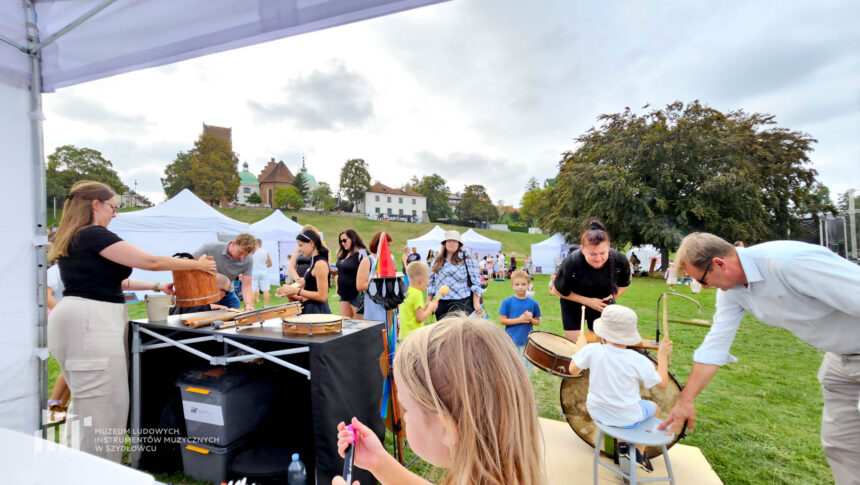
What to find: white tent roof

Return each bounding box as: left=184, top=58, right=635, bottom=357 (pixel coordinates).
left=530, top=233, right=574, bottom=274
left=0, top=0, right=448, bottom=92
left=249, top=209, right=304, bottom=241
left=461, top=228, right=501, bottom=258
left=111, top=189, right=249, bottom=234
left=406, top=225, right=447, bottom=258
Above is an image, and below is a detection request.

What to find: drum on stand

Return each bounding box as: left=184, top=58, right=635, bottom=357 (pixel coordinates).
left=282, top=314, right=344, bottom=336
left=559, top=348, right=686, bottom=458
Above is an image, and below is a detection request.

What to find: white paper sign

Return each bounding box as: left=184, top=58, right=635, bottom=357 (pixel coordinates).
left=183, top=401, right=224, bottom=426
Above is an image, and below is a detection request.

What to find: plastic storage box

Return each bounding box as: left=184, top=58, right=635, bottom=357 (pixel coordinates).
left=176, top=366, right=274, bottom=446
left=178, top=436, right=247, bottom=484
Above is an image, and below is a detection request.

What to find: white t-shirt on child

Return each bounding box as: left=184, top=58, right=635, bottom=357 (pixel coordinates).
left=573, top=343, right=661, bottom=426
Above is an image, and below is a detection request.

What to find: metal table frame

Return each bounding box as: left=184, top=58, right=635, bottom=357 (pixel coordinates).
left=129, top=320, right=312, bottom=468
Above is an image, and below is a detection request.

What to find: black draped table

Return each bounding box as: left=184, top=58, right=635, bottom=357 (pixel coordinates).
left=129, top=312, right=385, bottom=484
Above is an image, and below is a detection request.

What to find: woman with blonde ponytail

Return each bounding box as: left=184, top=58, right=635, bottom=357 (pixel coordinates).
left=333, top=316, right=547, bottom=485
left=48, top=181, right=215, bottom=462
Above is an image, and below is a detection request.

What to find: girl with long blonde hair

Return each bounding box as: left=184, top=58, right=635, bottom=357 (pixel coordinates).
left=334, top=316, right=547, bottom=485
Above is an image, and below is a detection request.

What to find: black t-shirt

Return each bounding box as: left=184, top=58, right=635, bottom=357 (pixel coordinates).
left=553, top=248, right=630, bottom=329
left=336, top=250, right=365, bottom=300
left=59, top=225, right=132, bottom=304
left=406, top=253, right=421, bottom=264
left=295, top=254, right=312, bottom=278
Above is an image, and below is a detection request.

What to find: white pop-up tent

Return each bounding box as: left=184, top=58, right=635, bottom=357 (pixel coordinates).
left=627, top=245, right=662, bottom=273
left=109, top=189, right=250, bottom=286
left=249, top=210, right=304, bottom=285
left=0, top=0, right=448, bottom=436
left=461, top=229, right=501, bottom=259
left=530, top=233, right=575, bottom=274
left=406, top=225, right=448, bottom=259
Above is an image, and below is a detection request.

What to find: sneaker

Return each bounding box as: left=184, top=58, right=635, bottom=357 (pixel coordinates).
left=636, top=449, right=654, bottom=472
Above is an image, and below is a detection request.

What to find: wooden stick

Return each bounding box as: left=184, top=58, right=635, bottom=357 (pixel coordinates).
left=580, top=305, right=587, bottom=334
left=662, top=297, right=669, bottom=341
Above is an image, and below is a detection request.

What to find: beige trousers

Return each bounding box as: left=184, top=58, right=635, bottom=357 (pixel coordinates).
left=48, top=296, right=129, bottom=463
left=818, top=352, right=860, bottom=485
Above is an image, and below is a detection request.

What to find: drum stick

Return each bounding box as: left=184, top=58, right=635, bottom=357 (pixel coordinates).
left=342, top=424, right=356, bottom=483
left=662, top=298, right=669, bottom=341
left=580, top=305, right=587, bottom=335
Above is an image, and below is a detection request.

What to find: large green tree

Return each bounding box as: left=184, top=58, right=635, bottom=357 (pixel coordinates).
left=338, top=158, right=371, bottom=211
left=293, top=171, right=310, bottom=203
left=405, top=173, right=453, bottom=221
left=46, top=145, right=127, bottom=203
left=274, top=186, right=303, bottom=210
left=540, top=101, right=835, bottom=266
left=162, top=134, right=240, bottom=204
left=456, top=184, right=497, bottom=224
left=310, top=182, right=337, bottom=211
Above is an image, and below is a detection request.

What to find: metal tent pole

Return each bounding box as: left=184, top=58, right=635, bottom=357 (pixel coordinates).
left=24, top=0, right=48, bottom=438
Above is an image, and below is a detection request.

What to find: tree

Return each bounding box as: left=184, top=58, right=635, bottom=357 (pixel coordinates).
left=338, top=159, right=371, bottom=211
left=246, top=192, right=262, bottom=205
left=405, top=173, right=453, bottom=221
left=310, top=182, right=337, bottom=211
left=161, top=134, right=240, bottom=204
left=540, top=100, right=836, bottom=268
left=456, top=184, right=497, bottom=224
left=837, top=189, right=860, bottom=212
left=520, top=187, right=546, bottom=227
left=293, top=171, right=310, bottom=203
left=46, top=145, right=127, bottom=203
left=525, top=177, right=540, bottom=192
left=274, top=186, right=303, bottom=210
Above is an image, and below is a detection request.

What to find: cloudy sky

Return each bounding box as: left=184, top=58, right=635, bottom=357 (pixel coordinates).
left=42, top=0, right=860, bottom=207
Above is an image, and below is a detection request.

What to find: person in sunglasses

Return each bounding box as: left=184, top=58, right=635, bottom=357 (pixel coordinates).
left=660, top=232, right=860, bottom=484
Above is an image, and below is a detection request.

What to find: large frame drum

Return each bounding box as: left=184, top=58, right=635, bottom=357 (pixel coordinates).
left=560, top=348, right=686, bottom=458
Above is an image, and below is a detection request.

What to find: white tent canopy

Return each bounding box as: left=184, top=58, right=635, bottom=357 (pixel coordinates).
left=530, top=233, right=575, bottom=274
left=249, top=210, right=304, bottom=285
left=461, top=229, right=501, bottom=259
left=0, top=0, right=447, bottom=435
left=627, top=245, right=662, bottom=272
left=110, top=189, right=250, bottom=286
left=405, top=225, right=447, bottom=260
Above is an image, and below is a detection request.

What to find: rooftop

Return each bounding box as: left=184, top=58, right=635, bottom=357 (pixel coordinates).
left=368, top=183, right=422, bottom=198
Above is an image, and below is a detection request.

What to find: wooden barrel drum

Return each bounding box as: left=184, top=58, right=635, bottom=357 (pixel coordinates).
left=172, top=269, right=220, bottom=307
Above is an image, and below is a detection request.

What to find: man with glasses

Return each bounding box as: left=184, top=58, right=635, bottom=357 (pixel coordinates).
left=659, top=232, right=860, bottom=484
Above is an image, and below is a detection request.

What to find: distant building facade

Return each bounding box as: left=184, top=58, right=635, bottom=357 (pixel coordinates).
left=237, top=162, right=259, bottom=204
left=119, top=190, right=149, bottom=208
left=202, top=123, right=232, bottom=148
left=258, top=158, right=295, bottom=207
left=358, top=183, right=427, bottom=222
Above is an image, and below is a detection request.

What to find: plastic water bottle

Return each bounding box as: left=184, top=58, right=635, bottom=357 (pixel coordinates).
left=287, top=453, right=307, bottom=485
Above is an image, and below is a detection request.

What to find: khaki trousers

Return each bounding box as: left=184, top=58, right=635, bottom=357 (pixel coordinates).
left=818, top=352, right=860, bottom=485
left=47, top=296, right=129, bottom=463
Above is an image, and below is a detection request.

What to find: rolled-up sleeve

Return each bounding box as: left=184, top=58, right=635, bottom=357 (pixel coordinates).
left=693, top=290, right=746, bottom=365
left=466, top=257, right=483, bottom=296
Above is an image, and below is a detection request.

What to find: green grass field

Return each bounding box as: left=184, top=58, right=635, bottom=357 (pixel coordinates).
left=46, top=207, right=833, bottom=483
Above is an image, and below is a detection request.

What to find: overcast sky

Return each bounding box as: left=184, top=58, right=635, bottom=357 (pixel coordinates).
left=42, top=0, right=859, bottom=207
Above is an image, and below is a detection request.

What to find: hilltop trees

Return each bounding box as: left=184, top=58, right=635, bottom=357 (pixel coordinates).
left=456, top=184, right=497, bottom=224
left=338, top=158, right=371, bottom=211
left=46, top=145, right=127, bottom=203
left=162, top=133, right=240, bottom=204
left=405, top=173, right=453, bottom=221
left=539, top=101, right=835, bottom=267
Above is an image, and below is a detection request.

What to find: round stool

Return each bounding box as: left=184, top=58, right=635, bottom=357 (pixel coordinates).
left=593, top=416, right=676, bottom=485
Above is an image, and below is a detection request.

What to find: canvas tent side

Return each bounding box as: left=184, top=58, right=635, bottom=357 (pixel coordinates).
left=249, top=210, right=304, bottom=285
left=461, top=229, right=502, bottom=259
left=405, top=225, right=448, bottom=260
left=530, top=233, right=574, bottom=274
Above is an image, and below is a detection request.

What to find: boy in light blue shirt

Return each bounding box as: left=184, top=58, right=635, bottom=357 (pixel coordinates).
left=499, top=270, right=541, bottom=370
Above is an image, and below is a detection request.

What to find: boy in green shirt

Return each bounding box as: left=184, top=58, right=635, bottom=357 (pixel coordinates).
left=399, top=261, right=439, bottom=340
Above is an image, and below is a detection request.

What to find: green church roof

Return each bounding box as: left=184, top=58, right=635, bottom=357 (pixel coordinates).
left=239, top=162, right=258, bottom=185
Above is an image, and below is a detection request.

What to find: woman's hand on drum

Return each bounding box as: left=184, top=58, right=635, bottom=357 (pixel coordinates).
left=197, top=255, right=216, bottom=274
left=336, top=417, right=387, bottom=474
left=276, top=284, right=299, bottom=298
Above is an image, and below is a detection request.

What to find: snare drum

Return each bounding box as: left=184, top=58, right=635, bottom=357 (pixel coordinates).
left=524, top=332, right=579, bottom=378
left=282, top=314, right=344, bottom=336
left=559, top=348, right=686, bottom=458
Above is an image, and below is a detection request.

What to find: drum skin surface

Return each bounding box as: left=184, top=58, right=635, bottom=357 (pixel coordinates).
left=559, top=348, right=686, bottom=458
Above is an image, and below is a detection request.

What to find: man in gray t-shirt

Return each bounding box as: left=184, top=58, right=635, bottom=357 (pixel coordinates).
left=194, top=233, right=257, bottom=311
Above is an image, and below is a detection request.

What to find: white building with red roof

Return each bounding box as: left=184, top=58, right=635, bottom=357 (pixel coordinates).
left=358, top=183, right=427, bottom=222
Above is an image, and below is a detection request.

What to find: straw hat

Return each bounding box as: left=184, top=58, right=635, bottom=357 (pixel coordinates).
left=593, top=305, right=641, bottom=346
left=443, top=230, right=462, bottom=244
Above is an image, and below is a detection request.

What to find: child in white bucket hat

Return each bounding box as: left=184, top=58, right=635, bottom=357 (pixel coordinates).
left=567, top=304, right=673, bottom=472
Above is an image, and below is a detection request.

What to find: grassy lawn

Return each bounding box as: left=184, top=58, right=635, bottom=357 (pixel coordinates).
left=45, top=207, right=831, bottom=483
